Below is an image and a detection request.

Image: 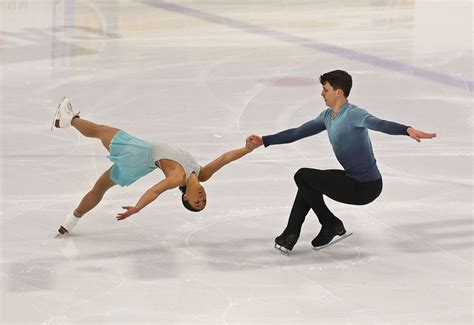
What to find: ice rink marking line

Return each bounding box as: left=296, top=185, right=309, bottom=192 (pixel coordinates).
left=140, top=0, right=473, bottom=92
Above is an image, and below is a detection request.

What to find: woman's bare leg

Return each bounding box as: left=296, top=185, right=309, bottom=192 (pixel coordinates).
left=71, top=118, right=120, bottom=152
left=75, top=167, right=116, bottom=216
left=58, top=168, right=116, bottom=235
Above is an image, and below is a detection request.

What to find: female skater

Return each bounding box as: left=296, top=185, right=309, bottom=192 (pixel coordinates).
left=247, top=70, right=436, bottom=255
left=52, top=98, right=253, bottom=236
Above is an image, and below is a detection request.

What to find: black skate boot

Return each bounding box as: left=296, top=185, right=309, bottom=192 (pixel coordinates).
left=274, top=233, right=299, bottom=256
left=312, top=217, right=352, bottom=250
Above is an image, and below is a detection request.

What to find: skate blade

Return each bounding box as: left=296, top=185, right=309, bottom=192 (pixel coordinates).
left=55, top=225, right=69, bottom=238
left=312, top=232, right=353, bottom=251
left=274, top=243, right=290, bottom=256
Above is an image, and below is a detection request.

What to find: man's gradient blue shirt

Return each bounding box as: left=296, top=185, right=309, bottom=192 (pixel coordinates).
left=262, top=102, right=410, bottom=182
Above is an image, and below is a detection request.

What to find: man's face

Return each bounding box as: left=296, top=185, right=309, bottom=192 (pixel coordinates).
left=320, top=82, right=341, bottom=108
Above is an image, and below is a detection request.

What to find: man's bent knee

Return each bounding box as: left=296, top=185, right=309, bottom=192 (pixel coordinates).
left=294, top=168, right=311, bottom=186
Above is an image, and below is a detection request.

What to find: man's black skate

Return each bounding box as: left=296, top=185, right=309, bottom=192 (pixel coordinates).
left=312, top=218, right=352, bottom=250
left=274, top=233, right=299, bottom=256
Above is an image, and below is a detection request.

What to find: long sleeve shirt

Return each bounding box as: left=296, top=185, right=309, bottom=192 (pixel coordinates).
left=262, top=102, right=410, bottom=182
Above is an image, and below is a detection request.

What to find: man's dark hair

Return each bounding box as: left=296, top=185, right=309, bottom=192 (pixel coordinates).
left=179, top=186, right=201, bottom=212
left=319, top=70, right=352, bottom=97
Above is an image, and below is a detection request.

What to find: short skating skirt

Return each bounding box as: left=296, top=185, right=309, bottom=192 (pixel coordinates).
left=108, top=130, right=157, bottom=186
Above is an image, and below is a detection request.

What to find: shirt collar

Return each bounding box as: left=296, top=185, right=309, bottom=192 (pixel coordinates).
left=330, top=101, right=350, bottom=119
left=339, top=101, right=350, bottom=113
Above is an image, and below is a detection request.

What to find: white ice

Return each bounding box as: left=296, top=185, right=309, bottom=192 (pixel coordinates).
left=1, top=0, right=473, bottom=324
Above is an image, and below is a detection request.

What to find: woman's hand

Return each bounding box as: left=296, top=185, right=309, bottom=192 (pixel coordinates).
left=116, top=206, right=139, bottom=221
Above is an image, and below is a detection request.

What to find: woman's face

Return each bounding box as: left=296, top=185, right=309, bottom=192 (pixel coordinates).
left=184, top=185, right=207, bottom=210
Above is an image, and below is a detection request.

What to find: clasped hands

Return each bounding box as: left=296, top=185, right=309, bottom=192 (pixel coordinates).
left=245, top=135, right=263, bottom=151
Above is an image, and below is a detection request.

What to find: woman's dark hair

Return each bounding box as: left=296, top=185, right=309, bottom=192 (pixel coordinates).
left=179, top=186, right=201, bottom=212
left=319, top=70, right=352, bottom=97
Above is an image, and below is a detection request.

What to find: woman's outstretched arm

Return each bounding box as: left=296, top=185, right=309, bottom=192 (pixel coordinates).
left=116, top=176, right=182, bottom=220
left=199, top=142, right=254, bottom=182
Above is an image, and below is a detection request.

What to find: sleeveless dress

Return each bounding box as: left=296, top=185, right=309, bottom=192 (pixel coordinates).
left=108, top=130, right=200, bottom=186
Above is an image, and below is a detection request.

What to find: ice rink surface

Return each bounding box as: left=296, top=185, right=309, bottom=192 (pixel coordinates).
left=1, top=0, right=473, bottom=324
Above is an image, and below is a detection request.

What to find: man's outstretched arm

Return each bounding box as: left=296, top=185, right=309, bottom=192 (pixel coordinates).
left=247, top=116, right=326, bottom=149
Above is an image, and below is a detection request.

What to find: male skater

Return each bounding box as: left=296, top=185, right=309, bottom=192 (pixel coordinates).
left=247, top=70, right=436, bottom=255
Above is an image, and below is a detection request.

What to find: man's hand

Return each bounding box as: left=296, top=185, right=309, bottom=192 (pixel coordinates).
left=116, top=206, right=139, bottom=221
left=246, top=135, right=263, bottom=150
left=407, top=127, right=437, bottom=143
